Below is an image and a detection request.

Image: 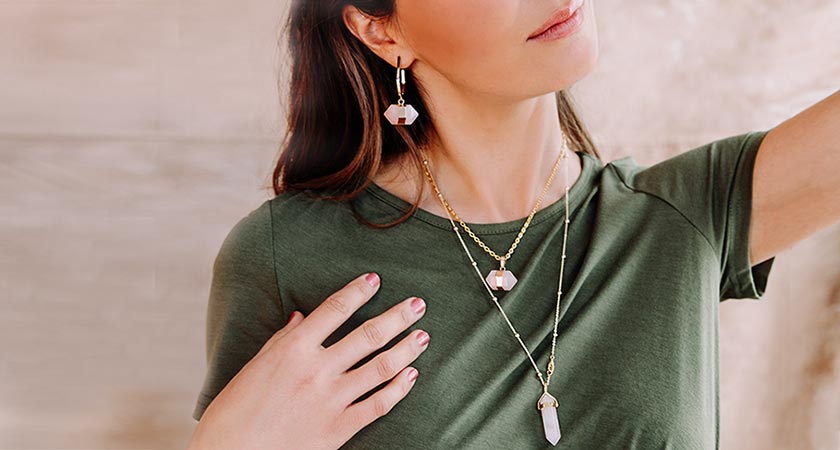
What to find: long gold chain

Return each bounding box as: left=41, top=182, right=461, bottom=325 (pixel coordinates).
left=420, top=135, right=572, bottom=393
left=425, top=145, right=566, bottom=265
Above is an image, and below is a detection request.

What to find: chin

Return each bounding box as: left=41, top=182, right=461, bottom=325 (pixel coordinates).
left=534, top=44, right=599, bottom=95
left=523, top=15, right=599, bottom=94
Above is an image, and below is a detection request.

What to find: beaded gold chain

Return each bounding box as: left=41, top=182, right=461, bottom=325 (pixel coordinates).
left=420, top=134, right=573, bottom=445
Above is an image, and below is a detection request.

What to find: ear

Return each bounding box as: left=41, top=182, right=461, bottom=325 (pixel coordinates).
left=342, top=4, right=415, bottom=68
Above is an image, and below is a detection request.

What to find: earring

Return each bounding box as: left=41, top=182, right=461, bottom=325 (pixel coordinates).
left=384, top=55, right=419, bottom=126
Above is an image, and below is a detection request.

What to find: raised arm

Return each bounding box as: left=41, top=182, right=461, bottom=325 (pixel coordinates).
left=750, top=89, right=840, bottom=264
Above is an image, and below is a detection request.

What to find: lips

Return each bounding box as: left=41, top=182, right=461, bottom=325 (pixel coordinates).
left=528, top=0, right=584, bottom=40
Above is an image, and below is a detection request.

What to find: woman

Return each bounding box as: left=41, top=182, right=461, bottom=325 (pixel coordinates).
left=186, top=0, right=840, bottom=448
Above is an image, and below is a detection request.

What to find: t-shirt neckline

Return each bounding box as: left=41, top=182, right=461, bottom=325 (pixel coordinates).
left=362, top=150, right=601, bottom=234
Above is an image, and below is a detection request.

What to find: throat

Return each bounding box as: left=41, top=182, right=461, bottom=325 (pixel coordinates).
left=370, top=151, right=583, bottom=225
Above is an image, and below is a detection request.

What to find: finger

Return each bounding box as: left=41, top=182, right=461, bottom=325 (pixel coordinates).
left=339, top=328, right=429, bottom=405
left=286, top=310, right=304, bottom=328
left=326, top=296, right=426, bottom=371
left=279, top=311, right=305, bottom=336
left=254, top=310, right=305, bottom=359
left=339, top=366, right=419, bottom=437
left=294, top=272, right=381, bottom=346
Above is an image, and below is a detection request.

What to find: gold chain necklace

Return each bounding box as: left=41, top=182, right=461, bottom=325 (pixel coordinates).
left=427, top=147, right=565, bottom=292
left=421, top=135, right=572, bottom=446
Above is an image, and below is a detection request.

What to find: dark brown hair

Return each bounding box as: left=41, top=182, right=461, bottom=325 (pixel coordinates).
left=272, top=0, right=602, bottom=228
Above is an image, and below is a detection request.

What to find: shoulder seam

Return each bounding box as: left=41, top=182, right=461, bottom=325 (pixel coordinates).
left=266, top=199, right=284, bottom=318
left=607, top=162, right=721, bottom=266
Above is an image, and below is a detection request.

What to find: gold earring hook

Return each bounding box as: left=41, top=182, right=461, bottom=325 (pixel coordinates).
left=396, top=56, right=405, bottom=106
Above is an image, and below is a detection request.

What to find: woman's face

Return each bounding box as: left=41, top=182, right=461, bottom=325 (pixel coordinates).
left=391, top=0, right=599, bottom=100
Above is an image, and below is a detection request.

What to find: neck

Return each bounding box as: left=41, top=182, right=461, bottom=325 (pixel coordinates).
left=373, top=89, right=583, bottom=224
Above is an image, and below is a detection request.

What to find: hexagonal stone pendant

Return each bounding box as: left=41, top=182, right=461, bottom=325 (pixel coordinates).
left=485, top=268, right=517, bottom=291
left=384, top=104, right=419, bottom=125
left=537, top=391, right=562, bottom=445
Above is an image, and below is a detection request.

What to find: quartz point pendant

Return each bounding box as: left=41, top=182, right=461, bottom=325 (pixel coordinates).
left=484, top=257, right=517, bottom=291
left=537, top=392, right=562, bottom=445
left=384, top=104, right=419, bottom=125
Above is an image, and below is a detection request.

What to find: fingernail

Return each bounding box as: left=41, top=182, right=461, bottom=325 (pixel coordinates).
left=408, top=368, right=419, bottom=382
left=416, top=330, right=430, bottom=347
left=365, top=272, right=380, bottom=287
left=410, top=297, right=426, bottom=315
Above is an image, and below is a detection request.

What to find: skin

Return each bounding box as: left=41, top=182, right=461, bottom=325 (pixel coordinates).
left=187, top=2, right=601, bottom=448
left=748, top=90, right=840, bottom=264
left=186, top=0, right=839, bottom=446
left=187, top=272, right=430, bottom=449
left=351, top=0, right=840, bottom=266
left=347, top=0, right=600, bottom=223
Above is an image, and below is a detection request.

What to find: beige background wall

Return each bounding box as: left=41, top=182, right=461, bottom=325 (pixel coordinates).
left=1, top=0, right=838, bottom=449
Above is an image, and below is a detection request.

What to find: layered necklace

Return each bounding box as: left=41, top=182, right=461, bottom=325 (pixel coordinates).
left=420, top=134, right=573, bottom=446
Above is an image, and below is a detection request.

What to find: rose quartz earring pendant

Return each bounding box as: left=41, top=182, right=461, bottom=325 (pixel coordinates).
left=384, top=56, right=419, bottom=126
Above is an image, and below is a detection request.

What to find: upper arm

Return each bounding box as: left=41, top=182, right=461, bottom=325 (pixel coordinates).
left=192, top=199, right=287, bottom=421
left=749, top=90, right=840, bottom=266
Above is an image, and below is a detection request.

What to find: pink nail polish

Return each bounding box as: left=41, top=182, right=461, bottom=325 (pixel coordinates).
left=365, top=272, right=380, bottom=287
left=416, top=331, right=430, bottom=347
left=410, top=297, right=426, bottom=314
left=408, top=368, right=419, bottom=382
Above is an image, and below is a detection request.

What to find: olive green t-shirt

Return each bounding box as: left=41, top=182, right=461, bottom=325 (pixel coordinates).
left=193, top=129, right=776, bottom=449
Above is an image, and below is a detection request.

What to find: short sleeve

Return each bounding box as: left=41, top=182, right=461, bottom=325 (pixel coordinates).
left=629, top=129, right=776, bottom=302
left=192, top=199, right=287, bottom=421
left=717, top=131, right=776, bottom=301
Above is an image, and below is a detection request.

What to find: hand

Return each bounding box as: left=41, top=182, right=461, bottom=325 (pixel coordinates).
left=186, top=272, right=430, bottom=450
